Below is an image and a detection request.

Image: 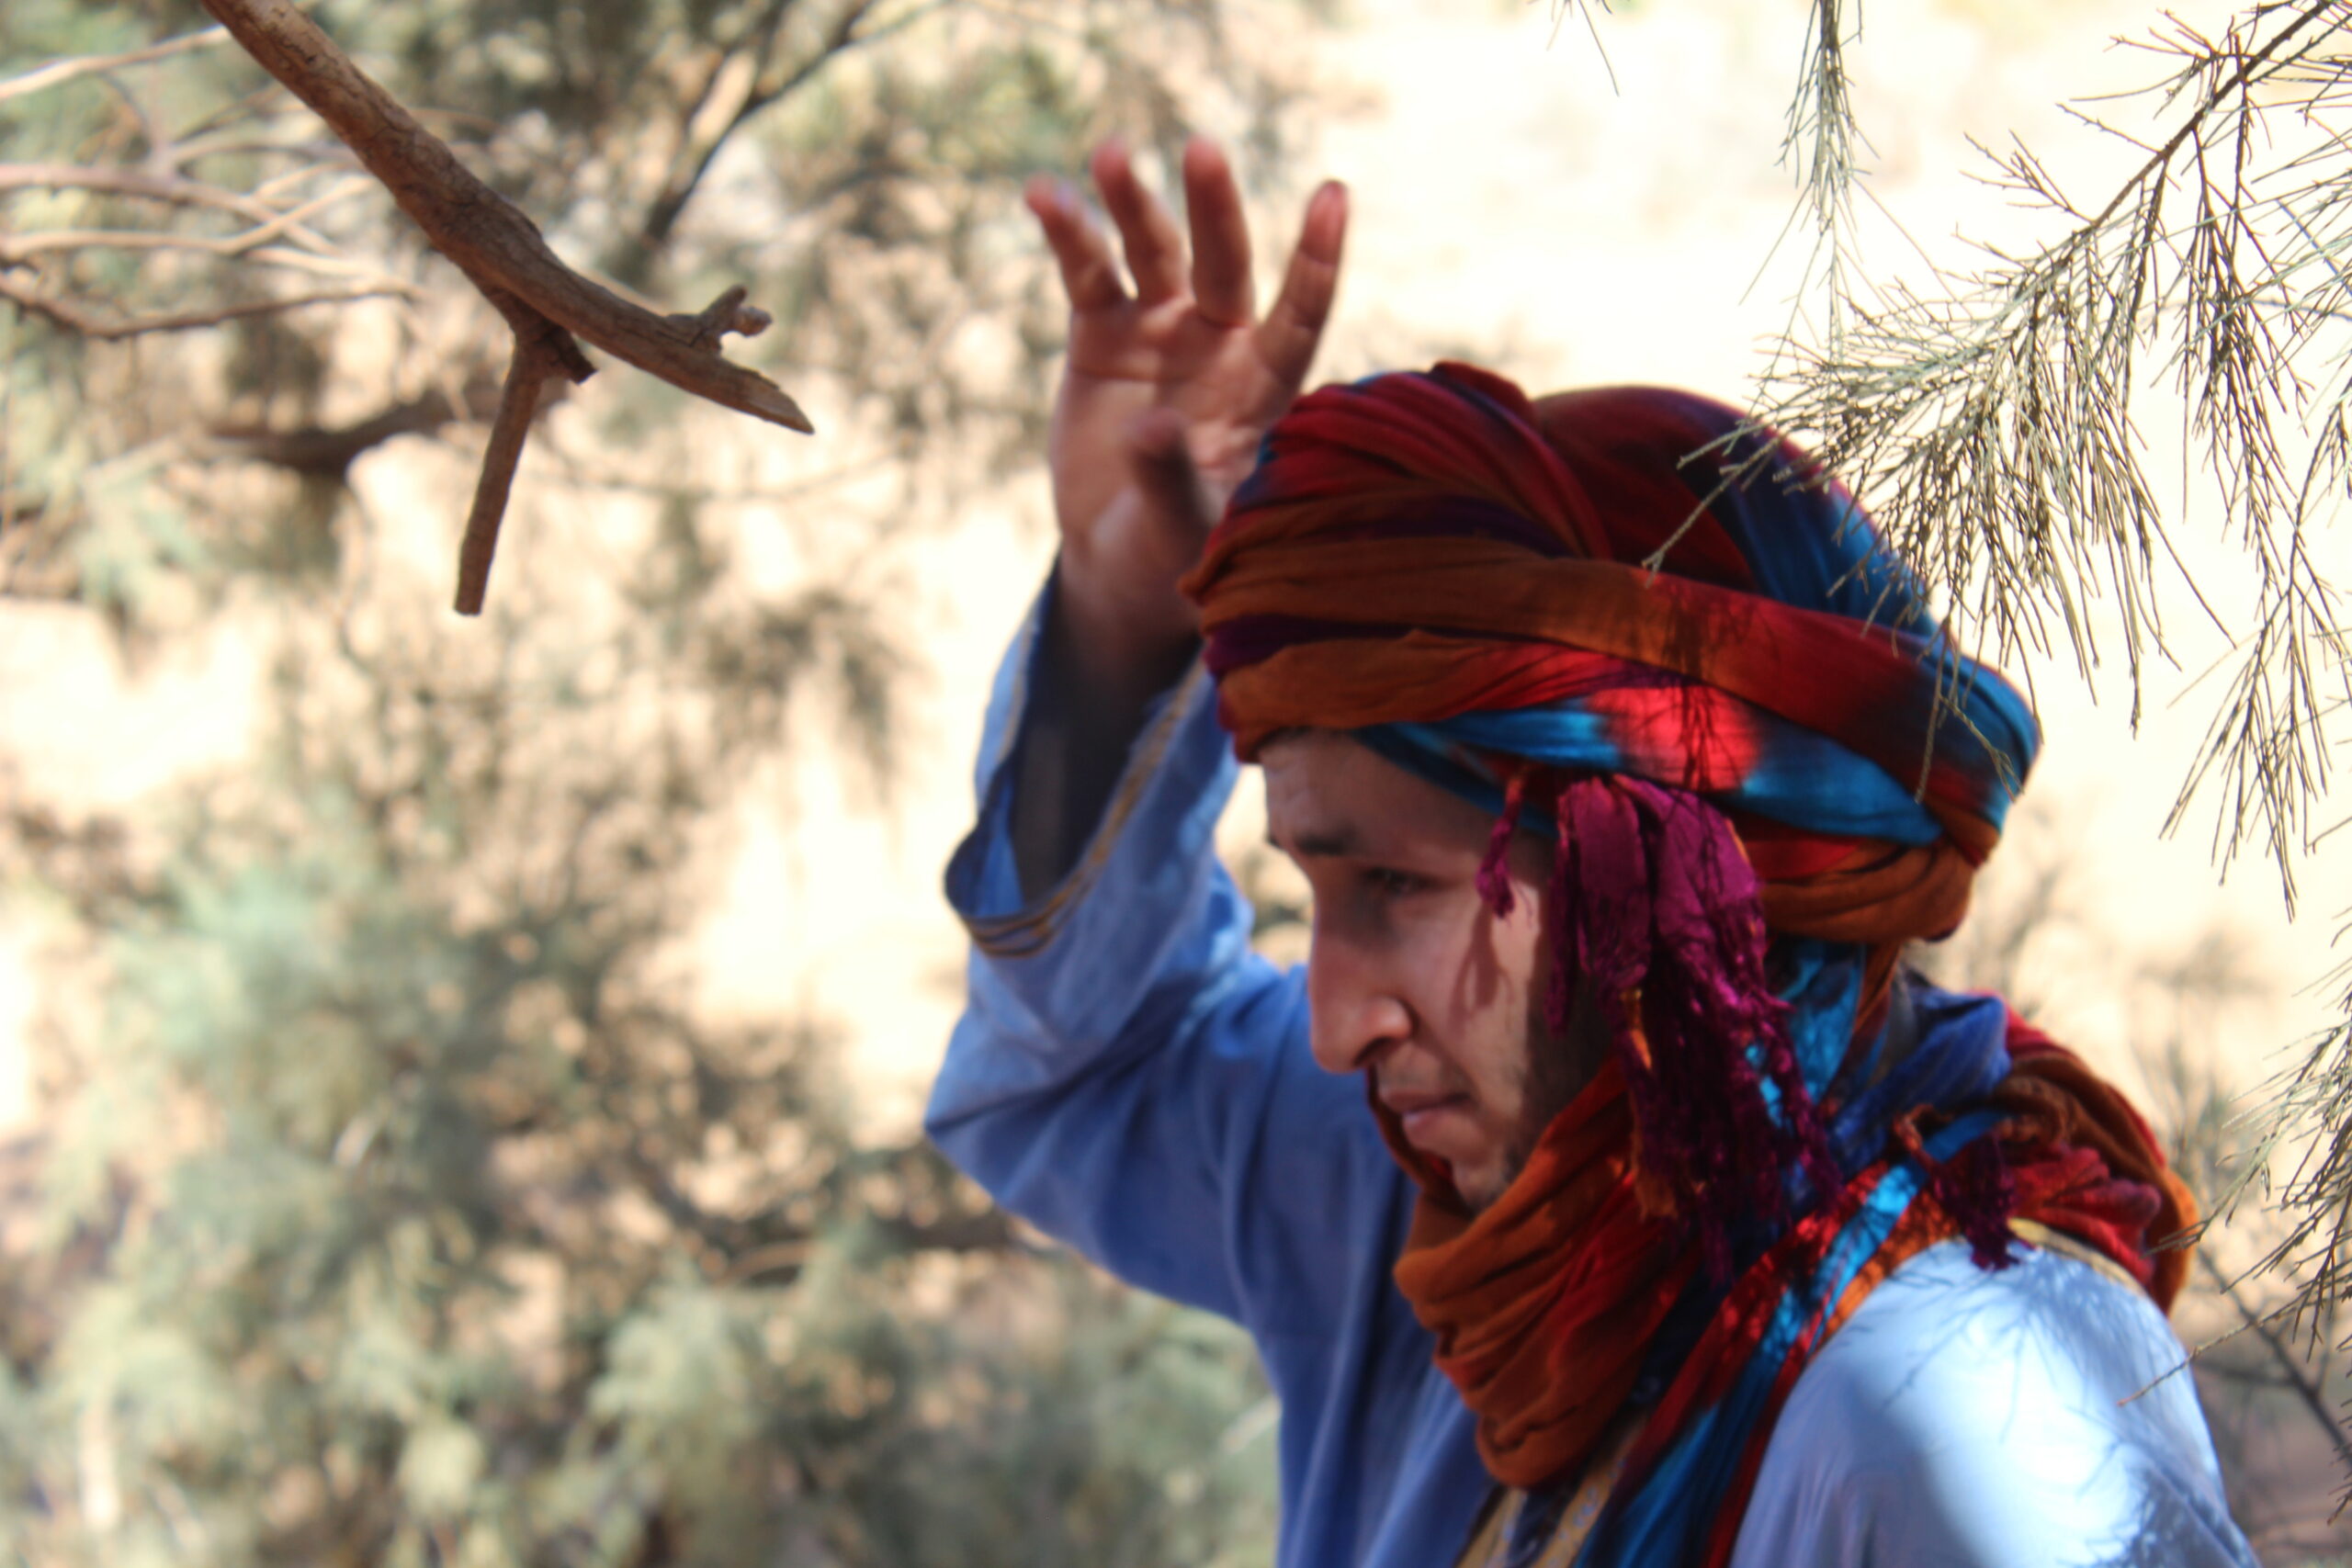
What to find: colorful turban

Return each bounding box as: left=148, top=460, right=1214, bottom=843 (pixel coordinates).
left=1180, top=365, right=2192, bottom=1565
left=1183, top=361, right=2040, bottom=945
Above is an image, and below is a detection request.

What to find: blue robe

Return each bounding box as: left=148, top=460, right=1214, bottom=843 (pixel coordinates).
left=928, top=582, right=2256, bottom=1568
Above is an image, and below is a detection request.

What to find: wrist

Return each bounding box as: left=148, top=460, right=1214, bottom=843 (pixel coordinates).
left=1050, top=563, right=1200, bottom=710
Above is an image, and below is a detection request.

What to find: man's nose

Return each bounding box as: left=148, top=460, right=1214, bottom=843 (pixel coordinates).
left=1305, top=926, right=1410, bottom=1076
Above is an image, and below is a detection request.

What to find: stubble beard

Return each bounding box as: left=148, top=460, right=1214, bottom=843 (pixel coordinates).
left=1476, top=986, right=1607, bottom=1215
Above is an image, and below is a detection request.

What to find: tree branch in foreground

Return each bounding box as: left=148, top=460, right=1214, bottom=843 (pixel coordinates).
left=455, top=335, right=561, bottom=615
left=191, top=0, right=815, bottom=615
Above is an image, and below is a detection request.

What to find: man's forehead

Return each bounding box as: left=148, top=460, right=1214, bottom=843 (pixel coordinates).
left=1261, top=731, right=1370, bottom=849
left=1261, top=731, right=1484, bottom=855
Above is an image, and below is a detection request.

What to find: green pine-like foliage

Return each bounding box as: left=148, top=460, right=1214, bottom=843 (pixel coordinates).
left=0, top=0, right=1317, bottom=1560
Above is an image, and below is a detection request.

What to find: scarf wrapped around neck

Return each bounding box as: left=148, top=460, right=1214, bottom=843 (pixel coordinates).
left=1178, top=365, right=2196, bottom=1568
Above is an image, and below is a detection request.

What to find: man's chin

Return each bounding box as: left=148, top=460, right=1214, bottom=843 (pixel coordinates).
left=1449, top=1161, right=1510, bottom=1214
left=1389, top=1105, right=1512, bottom=1209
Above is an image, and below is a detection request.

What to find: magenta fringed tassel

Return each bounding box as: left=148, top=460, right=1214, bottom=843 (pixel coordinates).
left=1938, top=1136, right=2019, bottom=1269
left=1476, top=771, right=1528, bottom=918
left=1545, top=824, right=1577, bottom=1038
left=1547, top=773, right=1839, bottom=1279
left=1890, top=1113, right=2018, bottom=1269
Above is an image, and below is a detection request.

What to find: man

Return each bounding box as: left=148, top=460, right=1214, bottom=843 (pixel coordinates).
left=929, top=137, right=2256, bottom=1566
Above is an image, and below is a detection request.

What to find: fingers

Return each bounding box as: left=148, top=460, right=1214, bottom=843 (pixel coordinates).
left=1183, top=138, right=1254, bottom=326
left=1255, top=179, right=1349, bottom=391
left=1126, top=407, right=1218, bottom=543
left=1030, top=135, right=1343, bottom=397
left=1024, top=175, right=1127, bottom=313
left=1092, top=140, right=1190, bottom=305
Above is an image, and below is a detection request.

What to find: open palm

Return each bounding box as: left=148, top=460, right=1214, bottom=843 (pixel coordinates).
left=1029, top=138, right=1348, bottom=687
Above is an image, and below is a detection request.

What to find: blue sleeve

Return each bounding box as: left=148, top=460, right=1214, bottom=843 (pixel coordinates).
left=925, top=580, right=1415, bottom=1336
left=1729, top=1242, right=2259, bottom=1568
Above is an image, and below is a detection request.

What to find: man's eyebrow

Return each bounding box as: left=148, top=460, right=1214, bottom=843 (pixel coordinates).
left=1271, top=825, right=1363, bottom=859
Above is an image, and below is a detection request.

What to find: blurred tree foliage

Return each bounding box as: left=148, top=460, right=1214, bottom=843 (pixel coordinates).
left=0, top=0, right=1312, bottom=609
left=1, top=586, right=1283, bottom=1566
left=0, top=0, right=1319, bottom=1562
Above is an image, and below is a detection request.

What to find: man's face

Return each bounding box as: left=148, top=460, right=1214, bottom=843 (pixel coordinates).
left=1261, top=731, right=1602, bottom=1211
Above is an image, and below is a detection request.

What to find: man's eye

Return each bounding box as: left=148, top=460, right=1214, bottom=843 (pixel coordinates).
left=1364, top=867, right=1423, bottom=899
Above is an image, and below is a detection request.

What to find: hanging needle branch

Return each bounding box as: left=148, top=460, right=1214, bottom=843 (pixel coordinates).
left=2196, top=1250, right=2352, bottom=1487
left=190, top=0, right=814, bottom=615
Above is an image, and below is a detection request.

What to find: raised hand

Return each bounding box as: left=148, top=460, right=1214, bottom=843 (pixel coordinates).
left=1027, top=136, right=1348, bottom=704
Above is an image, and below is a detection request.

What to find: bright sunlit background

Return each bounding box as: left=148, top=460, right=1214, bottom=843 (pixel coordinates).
left=4, top=0, right=2348, bottom=1559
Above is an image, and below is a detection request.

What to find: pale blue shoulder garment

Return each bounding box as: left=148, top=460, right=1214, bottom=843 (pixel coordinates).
left=927, top=581, right=2258, bottom=1568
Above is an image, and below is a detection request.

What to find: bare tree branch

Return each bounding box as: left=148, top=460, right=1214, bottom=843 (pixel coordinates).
left=626, top=0, right=943, bottom=271
left=0, top=175, right=371, bottom=263
left=0, top=274, right=405, bottom=342
left=455, top=336, right=562, bottom=615
left=0, top=162, right=332, bottom=240
left=204, top=371, right=502, bottom=476
left=191, top=0, right=814, bottom=614
left=0, top=21, right=243, bottom=107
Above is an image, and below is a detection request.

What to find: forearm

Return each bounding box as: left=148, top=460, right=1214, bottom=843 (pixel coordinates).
left=933, top=584, right=1253, bottom=1312
left=939, top=575, right=1238, bottom=1054
left=935, top=581, right=1416, bottom=1339
left=1011, top=570, right=1199, bottom=898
